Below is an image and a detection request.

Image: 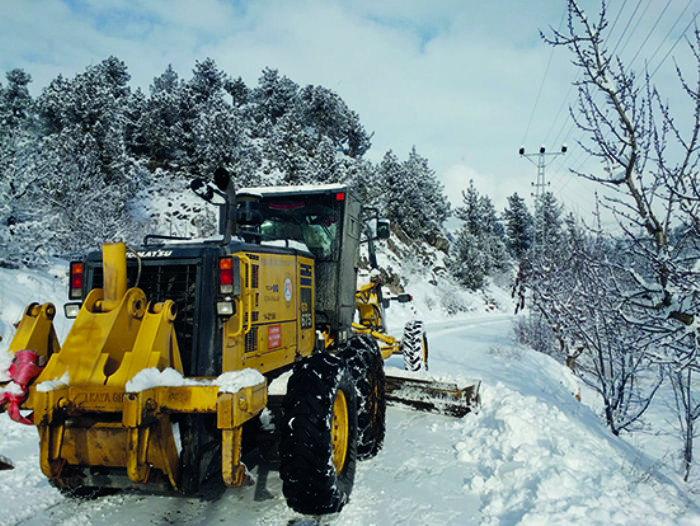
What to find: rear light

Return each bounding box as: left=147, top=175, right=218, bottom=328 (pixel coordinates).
left=69, top=262, right=84, bottom=300
left=336, top=192, right=345, bottom=201
left=219, top=257, right=234, bottom=294
left=64, top=303, right=81, bottom=319
left=217, top=301, right=234, bottom=316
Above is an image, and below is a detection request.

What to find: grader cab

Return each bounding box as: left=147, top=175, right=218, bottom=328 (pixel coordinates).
left=0, top=172, right=479, bottom=515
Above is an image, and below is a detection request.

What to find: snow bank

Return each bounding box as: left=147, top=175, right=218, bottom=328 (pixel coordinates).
left=457, top=381, right=686, bottom=525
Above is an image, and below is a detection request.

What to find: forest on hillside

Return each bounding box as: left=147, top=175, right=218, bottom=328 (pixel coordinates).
left=0, top=56, right=535, bottom=290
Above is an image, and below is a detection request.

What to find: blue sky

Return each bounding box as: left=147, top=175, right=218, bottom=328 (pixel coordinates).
left=1, top=0, right=698, bottom=222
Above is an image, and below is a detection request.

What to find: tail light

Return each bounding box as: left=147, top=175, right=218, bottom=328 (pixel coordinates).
left=218, top=256, right=240, bottom=316
left=219, top=257, right=234, bottom=294
left=69, top=262, right=84, bottom=299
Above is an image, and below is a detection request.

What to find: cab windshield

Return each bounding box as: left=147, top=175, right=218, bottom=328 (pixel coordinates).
left=256, top=194, right=343, bottom=262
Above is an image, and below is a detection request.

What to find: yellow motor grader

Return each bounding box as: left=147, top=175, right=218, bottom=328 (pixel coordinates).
left=0, top=171, right=479, bottom=515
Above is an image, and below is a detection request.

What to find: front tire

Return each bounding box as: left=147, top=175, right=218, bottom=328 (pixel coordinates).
left=402, top=320, right=428, bottom=372
left=279, top=353, right=358, bottom=515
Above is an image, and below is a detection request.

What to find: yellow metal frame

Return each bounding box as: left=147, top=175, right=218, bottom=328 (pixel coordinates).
left=352, top=281, right=400, bottom=360
left=5, top=242, right=268, bottom=491
left=8, top=302, right=60, bottom=364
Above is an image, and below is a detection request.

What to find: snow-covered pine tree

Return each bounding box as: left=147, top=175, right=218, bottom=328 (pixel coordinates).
left=449, top=180, right=508, bottom=289
left=1, top=68, right=33, bottom=130
left=251, top=68, right=299, bottom=135
left=534, top=191, right=563, bottom=253
left=449, top=228, right=487, bottom=290
left=404, top=147, right=449, bottom=233
left=224, top=76, right=250, bottom=108
left=378, top=150, right=403, bottom=221
left=186, top=59, right=253, bottom=180
left=503, top=192, right=533, bottom=259
left=138, top=64, right=186, bottom=171
left=0, top=68, right=43, bottom=267
left=29, top=57, right=146, bottom=257
left=380, top=147, right=448, bottom=244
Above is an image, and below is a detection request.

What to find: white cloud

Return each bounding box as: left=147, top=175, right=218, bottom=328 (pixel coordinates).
left=0, top=0, right=696, bottom=226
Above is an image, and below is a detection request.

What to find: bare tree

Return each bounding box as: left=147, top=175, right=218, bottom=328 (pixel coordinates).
left=517, top=210, right=662, bottom=435
left=542, top=0, right=700, bottom=478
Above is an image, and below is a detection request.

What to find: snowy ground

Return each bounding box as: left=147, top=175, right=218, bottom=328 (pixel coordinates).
left=2, top=267, right=700, bottom=525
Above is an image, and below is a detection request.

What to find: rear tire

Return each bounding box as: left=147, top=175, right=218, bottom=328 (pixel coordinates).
left=340, top=335, right=386, bottom=460
left=402, top=320, right=428, bottom=372
left=279, top=353, right=358, bottom=515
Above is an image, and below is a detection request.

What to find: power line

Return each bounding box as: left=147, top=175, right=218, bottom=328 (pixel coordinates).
left=650, top=8, right=699, bottom=78
left=544, top=82, right=575, bottom=147
left=617, top=0, right=653, bottom=57
left=645, top=0, right=693, bottom=69
left=628, top=0, right=672, bottom=69
left=521, top=7, right=567, bottom=146
left=608, top=0, right=631, bottom=35
left=610, top=0, right=644, bottom=56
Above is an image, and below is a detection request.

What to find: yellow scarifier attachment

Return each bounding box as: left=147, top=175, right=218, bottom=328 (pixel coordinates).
left=4, top=242, right=267, bottom=491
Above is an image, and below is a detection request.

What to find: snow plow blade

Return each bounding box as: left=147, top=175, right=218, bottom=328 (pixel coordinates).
left=384, top=371, right=480, bottom=418
left=0, top=455, right=14, bottom=470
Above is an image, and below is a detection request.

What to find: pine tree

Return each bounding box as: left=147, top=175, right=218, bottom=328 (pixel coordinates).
left=188, top=58, right=225, bottom=106
left=379, top=150, right=403, bottom=220
left=449, top=180, right=509, bottom=289
left=379, top=147, right=448, bottom=242
left=535, top=191, right=563, bottom=255
left=36, top=56, right=136, bottom=184
left=456, top=180, right=481, bottom=235
left=503, top=192, right=533, bottom=259
left=449, top=228, right=486, bottom=290
left=251, top=68, right=299, bottom=132
left=138, top=64, right=186, bottom=170
left=1, top=68, right=33, bottom=130
left=404, top=147, right=449, bottom=229
left=0, top=68, right=42, bottom=267
left=225, top=76, right=250, bottom=108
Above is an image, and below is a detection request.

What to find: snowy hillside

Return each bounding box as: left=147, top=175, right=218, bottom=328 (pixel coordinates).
left=1, top=265, right=699, bottom=525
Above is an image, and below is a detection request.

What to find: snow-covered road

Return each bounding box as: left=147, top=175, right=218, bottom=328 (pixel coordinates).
left=2, top=313, right=700, bottom=525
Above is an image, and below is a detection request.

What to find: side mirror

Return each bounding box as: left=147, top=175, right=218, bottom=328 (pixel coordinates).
left=190, top=178, right=227, bottom=206
left=376, top=218, right=391, bottom=240
left=214, top=166, right=231, bottom=192
left=396, top=293, right=412, bottom=303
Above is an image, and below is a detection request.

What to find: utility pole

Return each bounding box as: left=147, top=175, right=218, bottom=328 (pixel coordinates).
left=518, top=144, right=567, bottom=251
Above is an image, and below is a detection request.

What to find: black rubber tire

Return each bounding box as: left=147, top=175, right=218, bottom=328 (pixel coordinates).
left=340, top=335, right=386, bottom=460
left=279, top=353, right=358, bottom=515
left=402, top=320, right=428, bottom=372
